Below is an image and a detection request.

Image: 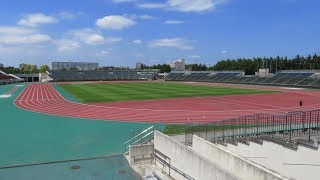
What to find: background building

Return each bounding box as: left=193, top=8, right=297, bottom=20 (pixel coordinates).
left=255, top=68, right=271, bottom=77
left=136, top=62, right=145, bottom=69
left=0, top=63, right=4, bottom=68
left=19, top=63, right=26, bottom=69
left=14, top=73, right=39, bottom=82
left=171, top=59, right=185, bottom=71
left=136, top=62, right=142, bottom=69
left=52, top=62, right=99, bottom=70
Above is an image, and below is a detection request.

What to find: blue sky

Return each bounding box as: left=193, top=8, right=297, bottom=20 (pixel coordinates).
left=0, top=0, right=319, bottom=68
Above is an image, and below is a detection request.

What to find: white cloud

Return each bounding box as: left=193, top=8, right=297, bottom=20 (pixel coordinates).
left=0, top=26, right=35, bottom=35
left=190, top=54, right=201, bottom=59
left=68, top=29, right=122, bottom=46
left=97, top=50, right=111, bottom=56
left=137, top=3, right=167, bottom=9
left=18, top=13, right=57, bottom=27
left=132, top=39, right=142, bottom=44
left=58, top=11, right=83, bottom=20
left=164, top=20, right=185, bottom=24
left=58, top=12, right=76, bottom=20
left=96, top=15, right=136, bottom=30
left=0, top=34, right=51, bottom=45
left=0, top=26, right=51, bottom=46
left=72, top=29, right=105, bottom=45
left=221, top=50, right=228, bottom=54
left=100, top=50, right=110, bottom=54
left=128, top=14, right=157, bottom=21
left=85, top=34, right=105, bottom=44
left=139, top=14, right=156, bottom=20
left=167, top=0, right=214, bottom=12
left=105, top=37, right=123, bottom=43
left=138, top=0, right=227, bottom=12
left=150, top=38, right=194, bottom=50
left=112, top=0, right=136, bottom=3
left=129, top=14, right=157, bottom=20
left=55, top=39, right=80, bottom=52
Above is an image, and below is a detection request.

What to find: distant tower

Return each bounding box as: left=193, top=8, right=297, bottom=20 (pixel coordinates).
left=136, top=61, right=143, bottom=69
left=170, top=59, right=185, bottom=71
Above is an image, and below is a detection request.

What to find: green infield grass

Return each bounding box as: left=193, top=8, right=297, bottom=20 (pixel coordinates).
left=162, top=124, right=242, bottom=135
left=58, top=82, right=275, bottom=103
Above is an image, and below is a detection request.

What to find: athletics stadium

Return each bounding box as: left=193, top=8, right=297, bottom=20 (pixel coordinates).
left=1, top=69, right=320, bottom=180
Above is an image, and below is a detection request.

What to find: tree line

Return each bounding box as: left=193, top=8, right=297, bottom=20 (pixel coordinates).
left=186, top=64, right=208, bottom=71
left=142, top=63, right=208, bottom=72
left=2, top=54, right=320, bottom=75
left=0, top=64, right=50, bottom=74
left=89, top=53, right=320, bottom=75
left=210, top=54, right=320, bottom=75
left=140, top=64, right=171, bottom=73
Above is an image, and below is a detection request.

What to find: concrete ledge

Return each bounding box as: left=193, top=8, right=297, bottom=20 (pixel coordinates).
left=192, top=135, right=289, bottom=180
left=154, top=131, right=238, bottom=180
left=144, top=164, right=174, bottom=180
left=129, top=144, right=154, bottom=165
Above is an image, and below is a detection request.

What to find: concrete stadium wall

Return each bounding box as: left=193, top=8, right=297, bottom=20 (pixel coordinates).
left=39, top=73, right=53, bottom=82
left=129, top=144, right=154, bottom=165
left=154, top=131, right=237, bottom=180
left=192, top=136, right=288, bottom=180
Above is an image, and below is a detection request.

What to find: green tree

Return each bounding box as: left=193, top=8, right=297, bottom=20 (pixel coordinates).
left=40, top=65, right=50, bottom=73
left=31, top=65, right=38, bottom=73
left=211, top=54, right=319, bottom=75
left=23, top=64, right=32, bottom=73
left=161, top=64, right=171, bottom=73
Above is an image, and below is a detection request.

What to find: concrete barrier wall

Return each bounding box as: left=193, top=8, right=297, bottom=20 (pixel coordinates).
left=154, top=131, right=237, bottom=180
left=192, top=136, right=288, bottom=180
left=129, top=144, right=154, bottom=165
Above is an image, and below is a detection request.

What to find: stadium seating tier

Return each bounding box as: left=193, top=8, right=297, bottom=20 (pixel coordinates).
left=165, top=71, right=320, bottom=88
left=48, top=70, right=159, bottom=82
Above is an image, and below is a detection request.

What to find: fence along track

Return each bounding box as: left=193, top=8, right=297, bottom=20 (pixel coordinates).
left=185, top=108, right=320, bottom=149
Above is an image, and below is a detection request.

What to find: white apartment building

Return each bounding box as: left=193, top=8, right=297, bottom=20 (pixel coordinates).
left=171, top=59, right=185, bottom=71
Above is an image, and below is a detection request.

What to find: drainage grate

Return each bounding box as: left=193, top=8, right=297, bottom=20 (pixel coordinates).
left=117, top=169, right=126, bottom=174
left=70, top=165, right=81, bottom=170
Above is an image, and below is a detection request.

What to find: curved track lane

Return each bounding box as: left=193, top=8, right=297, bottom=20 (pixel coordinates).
left=13, top=84, right=320, bottom=124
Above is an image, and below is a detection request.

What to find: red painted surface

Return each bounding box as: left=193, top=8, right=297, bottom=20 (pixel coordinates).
left=4, top=86, right=19, bottom=95
left=14, top=83, right=320, bottom=124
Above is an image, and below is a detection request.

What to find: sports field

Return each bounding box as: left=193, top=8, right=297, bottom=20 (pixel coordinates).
left=15, top=82, right=320, bottom=123
left=4, top=82, right=320, bottom=179
left=58, top=82, right=274, bottom=103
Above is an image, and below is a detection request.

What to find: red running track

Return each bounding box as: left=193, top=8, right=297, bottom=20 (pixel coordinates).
left=13, top=83, right=320, bottom=124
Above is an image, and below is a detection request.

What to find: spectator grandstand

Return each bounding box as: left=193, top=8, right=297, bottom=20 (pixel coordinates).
left=48, top=69, right=159, bottom=82
left=0, top=70, right=23, bottom=85
left=165, top=70, right=320, bottom=88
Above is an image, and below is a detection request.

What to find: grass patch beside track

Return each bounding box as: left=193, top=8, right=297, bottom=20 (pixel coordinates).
left=58, top=82, right=275, bottom=103
left=163, top=124, right=243, bottom=135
